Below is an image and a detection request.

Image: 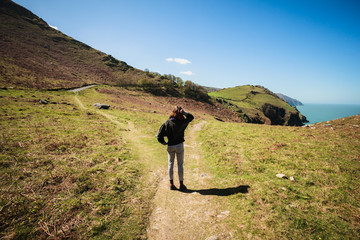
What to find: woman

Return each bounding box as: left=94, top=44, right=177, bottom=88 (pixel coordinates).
left=157, top=106, right=194, bottom=190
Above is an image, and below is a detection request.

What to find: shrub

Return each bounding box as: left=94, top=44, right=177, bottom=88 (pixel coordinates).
left=183, top=80, right=210, bottom=102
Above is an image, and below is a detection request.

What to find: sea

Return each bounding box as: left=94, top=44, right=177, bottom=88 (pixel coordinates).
left=297, top=104, right=360, bottom=125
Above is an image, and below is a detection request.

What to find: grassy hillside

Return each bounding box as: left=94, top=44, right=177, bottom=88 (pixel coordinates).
left=0, top=85, right=238, bottom=238
left=1, top=86, right=359, bottom=239
left=209, top=85, right=307, bottom=126
left=199, top=116, right=360, bottom=239
left=1, top=1, right=359, bottom=239
left=0, top=0, right=209, bottom=102
left=210, top=85, right=291, bottom=111
left=0, top=0, right=140, bottom=89
left=0, top=87, right=159, bottom=239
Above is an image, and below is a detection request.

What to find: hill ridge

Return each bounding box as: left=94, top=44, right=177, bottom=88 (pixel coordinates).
left=1, top=0, right=308, bottom=125
left=0, top=0, right=210, bottom=103
left=210, top=85, right=308, bottom=126
left=276, top=93, right=304, bottom=106
left=0, top=0, right=136, bottom=89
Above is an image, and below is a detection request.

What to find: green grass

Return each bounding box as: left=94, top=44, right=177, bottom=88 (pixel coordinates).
left=209, top=85, right=295, bottom=111
left=209, top=85, right=306, bottom=125
left=208, top=85, right=253, bottom=100
left=0, top=88, right=156, bottom=239
left=198, top=118, right=360, bottom=239
left=2, top=86, right=359, bottom=239
left=75, top=85, right=169, bottom=169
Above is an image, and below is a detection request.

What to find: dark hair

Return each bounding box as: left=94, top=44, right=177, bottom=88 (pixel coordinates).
left=169, top=106, right=184, bottom=120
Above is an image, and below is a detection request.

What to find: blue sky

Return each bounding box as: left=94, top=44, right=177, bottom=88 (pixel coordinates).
left=13, top=0, right=360, bottom=104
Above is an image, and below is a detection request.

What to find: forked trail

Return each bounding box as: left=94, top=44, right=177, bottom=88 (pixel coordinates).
left=73, top=91, right=232, bottom=239
left=147, top=120, right=232, bottom=240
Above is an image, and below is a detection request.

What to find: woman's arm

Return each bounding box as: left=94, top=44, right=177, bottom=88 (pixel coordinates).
left=156, top=123, right=168, bottom=145
left=182, top=110, right=194, bottom=123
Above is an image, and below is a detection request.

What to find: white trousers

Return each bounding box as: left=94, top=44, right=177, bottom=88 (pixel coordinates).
left=167, top=142, right=184, bottom=181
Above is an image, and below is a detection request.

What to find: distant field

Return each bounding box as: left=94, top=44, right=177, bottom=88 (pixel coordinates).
left=198, top=117, right=360, bottom=239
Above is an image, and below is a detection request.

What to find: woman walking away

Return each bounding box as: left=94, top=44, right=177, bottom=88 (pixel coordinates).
left=157, top=106, right=194, bottom=190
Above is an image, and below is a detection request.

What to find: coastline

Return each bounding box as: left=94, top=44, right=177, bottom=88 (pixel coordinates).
left=297, top=103, right=360, bottom=125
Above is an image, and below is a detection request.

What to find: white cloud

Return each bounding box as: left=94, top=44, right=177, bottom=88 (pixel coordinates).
left=180, top=71, right=194, bottom=76
left=166, top=57, right=191, bottom=65
left=49, top=25, right=58, bottom=30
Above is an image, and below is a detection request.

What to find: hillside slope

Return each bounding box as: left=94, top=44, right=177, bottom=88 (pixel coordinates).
left=1, top=86, right=359, bottom=239
left=0, top=0, right=139, bottom=89
left=0, top=0, right=213, bottom=103
left=199, top=115, right=360, bottom=239
left=209, top=85, right=308, bottom=126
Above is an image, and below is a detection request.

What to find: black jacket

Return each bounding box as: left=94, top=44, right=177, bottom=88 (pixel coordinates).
left=157, top=112, right=194, bottom=146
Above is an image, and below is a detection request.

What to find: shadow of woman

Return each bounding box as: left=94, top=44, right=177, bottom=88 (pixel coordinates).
left=180, top=185, right=250, bottom=196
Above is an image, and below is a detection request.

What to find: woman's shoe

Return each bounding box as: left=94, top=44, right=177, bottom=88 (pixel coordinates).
left=179, top=182, right=187, bottom=191
left=169, top=180, right=177, bottom=190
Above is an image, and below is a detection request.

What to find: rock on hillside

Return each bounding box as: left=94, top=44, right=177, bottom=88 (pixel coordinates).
left=209, top=85, right=308, bottom=126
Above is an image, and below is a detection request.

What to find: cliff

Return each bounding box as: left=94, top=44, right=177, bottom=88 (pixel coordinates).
left=276, top=93, right=304, bottom=106
left=210, top=85, right=308, bottom=126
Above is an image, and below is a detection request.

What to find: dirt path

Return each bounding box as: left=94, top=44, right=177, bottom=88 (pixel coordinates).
left=74, top=95, right=85, bottom=109
left=146, top=121, right=232, bottom=240
left=74, top=94, right=128, bottom=128
left=72, top=91, right=233, bottom=239
left=68, top=85, right=97, bottom=92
